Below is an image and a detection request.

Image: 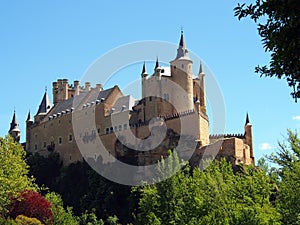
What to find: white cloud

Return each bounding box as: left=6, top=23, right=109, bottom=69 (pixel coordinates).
left=259, top=142, right=273, bottom=150
left=293, top=115, right=300, bottom=121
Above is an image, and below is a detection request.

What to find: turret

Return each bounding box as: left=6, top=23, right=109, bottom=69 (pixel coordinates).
left=244, top=113, right=254, bottom=164
left=198, top=62, right=206, bottom=113
left=170, top=31, right=194, bottom=110
left=8, top=110, right=21, bottom=143
left=26, top=111, right=33, bottom=150
left=153, top=57, right=162, bottom=77
left=141, top=62, right=148, bottom=99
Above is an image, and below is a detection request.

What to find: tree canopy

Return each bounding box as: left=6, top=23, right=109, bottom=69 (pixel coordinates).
left=234, top=0, right=300, bottom=101
left=0, top=136, right=37, bottom=216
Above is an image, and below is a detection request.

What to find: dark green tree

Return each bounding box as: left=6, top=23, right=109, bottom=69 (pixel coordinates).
left=268, top=130, right=300, bottom=224
left=234, top=0, right=300, bottom=101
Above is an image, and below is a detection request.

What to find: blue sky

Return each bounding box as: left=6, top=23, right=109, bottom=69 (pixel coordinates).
left=0, top=1, right=299, bottom=161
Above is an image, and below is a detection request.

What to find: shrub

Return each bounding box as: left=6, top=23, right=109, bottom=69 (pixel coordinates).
left=9, top=190, right=53, bottom=224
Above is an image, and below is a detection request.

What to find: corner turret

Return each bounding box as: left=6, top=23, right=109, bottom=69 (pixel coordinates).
left=244, top=113, right=254, bottom=164
left=26, top=110, right=33, bottom=151
left=198, top=62, right=206, bottom=113
left=141, top=62, right=148, bottom=99
left=8, top=110, right=21, bottom=142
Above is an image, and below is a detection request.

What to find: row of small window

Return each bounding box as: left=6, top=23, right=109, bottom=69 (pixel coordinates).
left=145, top=94, right=169, bottom=103
left=34, top=134, right=73, bottom=150
left=105, top=124, right=128, bottom=134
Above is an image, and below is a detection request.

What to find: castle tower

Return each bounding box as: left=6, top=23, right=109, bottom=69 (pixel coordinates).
left=170, top=31, right=194, bottom=110
left=198, top=62, right=207, bottom=114
left=244, top=113, right=254, bottom=163
left=52, top=79, right=69, bottom=105
left=26, top=111, right=33, bottom=151
left=141, top=62, right=148, bottom=99
left=34, top=90, right=52, bottom=124
left=8, top=110, right=21, bottom=143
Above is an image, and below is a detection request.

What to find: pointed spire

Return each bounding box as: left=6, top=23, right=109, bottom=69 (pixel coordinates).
left=141, top=62, right=148, bottom=78
left=27, top=110, right=33, bottom=122
left=245, top=113, right=250, bottom=125
left=9, top=110, right=20, bottom=133
left=155, top=57, right=160, bottom=69
left=37, top=90, right=52, bottom=115
left=142, top=62, right=146, bottom=74
left=179, top=29, right=186, bottom=48
left=199, top=62, right=204, bottom=74
left=175, top=30, right=190, bottom=60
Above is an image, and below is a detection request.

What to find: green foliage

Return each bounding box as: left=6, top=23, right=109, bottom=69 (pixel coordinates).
left=53, top=160, right=132, bottom=224
left=234, top=0, right=300, bottom=101
left=45, top=192, right=78, bottom=225
left=268, top=130, right=300, bottom=224
left=134, top=151, right=280, bottom=225
left=0, top=136, right=38, bottom=216
left=14, top=215, right=43, bottom=225
left=106, top=215, right=120, bottom=225
left=78, top=210, right=104, bottom=225
left=27, top=153, right=62, bottom=188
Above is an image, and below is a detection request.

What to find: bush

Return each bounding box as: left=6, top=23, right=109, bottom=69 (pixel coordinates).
left=9, top=190, right=53, bottom=225
left=15, top=215, right=43, bottom=225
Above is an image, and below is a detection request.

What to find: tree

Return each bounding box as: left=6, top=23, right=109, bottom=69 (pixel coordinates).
left=268, top=130, right=300, bottom=224
left=234, top=0, right=300, bottom=101
left=9, top=190, right=53, bottom=225
left=27, top=153, right=62, bottom=189
left=45, top=192, right=79, bottom=225
left=133, top=153, right=280, bottom=224
left=0, top=136, right=37, bottom=216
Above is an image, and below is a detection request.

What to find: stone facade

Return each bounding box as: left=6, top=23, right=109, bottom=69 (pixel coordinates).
left=23, top=32, right=255, bottom=167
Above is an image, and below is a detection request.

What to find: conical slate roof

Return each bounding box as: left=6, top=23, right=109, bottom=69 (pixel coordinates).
left=37, top=91, right=52, bottom=115
left=175, top=31, right=190, bottom=60
left=9, top=110, right=20, bottom=133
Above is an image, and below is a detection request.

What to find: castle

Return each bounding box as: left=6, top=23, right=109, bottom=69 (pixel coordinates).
left=9, top=32, right=254, bottom=168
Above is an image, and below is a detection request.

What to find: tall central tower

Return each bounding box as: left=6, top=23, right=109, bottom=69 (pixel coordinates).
left=170, top=31, right=194, bottom=110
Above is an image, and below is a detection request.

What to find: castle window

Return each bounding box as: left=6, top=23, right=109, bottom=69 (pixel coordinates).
left=149, top=96, right=152, bottom=101
left=164, top=93, right=169, bottom=101
left=124, top=124, right=128, bottom=130
left=98, top=128, right=101, bottom=134
left=35, top=133, right=37, bottom=139
left=34, top=144, right=37, bottom=150
left=58, top=137, right=62, bottom=145
left=114, top=126, right=118, bottom=132
left=110, top=127, right=113, bottom=133
left=182, top=64, right=184, bottom=69
left=58, top=120, right=61, bottom=124
left=69, top=134, right=73, bottom=142
left=43, top=142, right=47, bottom=148
left=70, top=155, right=72, bottom=161
left=106, top=128, right=109, bottom=134
left=119, top=125, right=122, bottom=131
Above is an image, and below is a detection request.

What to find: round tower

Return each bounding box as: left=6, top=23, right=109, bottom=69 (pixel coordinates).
left=141, top=62, right=148, bottom=99
left=170, top=31, right=194, bottom=110
left=244, top=113, right=254, bottom=164
left=26, top=111, right=33, bottom=150
left=9, top=110, right=21, bottom=143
